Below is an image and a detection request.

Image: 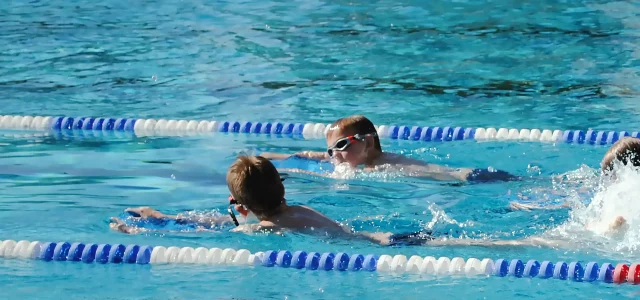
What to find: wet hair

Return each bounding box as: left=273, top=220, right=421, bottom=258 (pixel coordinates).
left=226, top=155, right=285, bottom=219
left=601, top=137, right=640, bottom=173
left=327, top=115, right=381, bottom=151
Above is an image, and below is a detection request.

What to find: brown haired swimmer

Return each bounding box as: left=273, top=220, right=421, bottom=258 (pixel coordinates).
left=111, top=155, right=490, bottom=246
left=261, top=115, right=518, bottom=183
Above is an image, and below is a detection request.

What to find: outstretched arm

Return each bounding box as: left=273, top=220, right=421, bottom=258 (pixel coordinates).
left=110, top=217, right=145, bottom=234
left=397, top=163, right=472, bottom=182
left=115, top=207, right=233, bottom=230
left=402, top=164, right=519, bottom=183
left=175, top=213, right=233, bottom=227
left=425, top=236, right=574, bottom=249
left=260, top=151, right=328, bottom=161
left=109, top=217, right=219, bottom=234
left=508, top=201, right=571, bottom=211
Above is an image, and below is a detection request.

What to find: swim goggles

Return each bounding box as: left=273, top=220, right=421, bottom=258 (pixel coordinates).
left=227, top=175, right=287, bottom=226
left=228, top=196, right=244, bottom=226
left=326, top=133, right=377, bottom=157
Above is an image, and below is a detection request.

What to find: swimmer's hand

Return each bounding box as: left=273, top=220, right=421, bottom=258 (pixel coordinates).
left=125, top=207, right=172, bottom=220
left=109, top=217, right=143, bottom=234
left=608, top=216, right=629, bottom=236
left=610, top=216, right=627, bottom=230
left=357, top=231, right=394, bottom=245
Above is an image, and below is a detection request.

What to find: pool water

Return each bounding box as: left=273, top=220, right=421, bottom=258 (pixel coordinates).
left=3, top=0, right=640, bottom=299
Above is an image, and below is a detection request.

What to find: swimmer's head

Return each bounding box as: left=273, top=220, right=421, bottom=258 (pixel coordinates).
left=326, top=115, right=381, bottom=167
left=601, top=137, right=640, bottom=174
left=226, top=155, right=285, bottom=219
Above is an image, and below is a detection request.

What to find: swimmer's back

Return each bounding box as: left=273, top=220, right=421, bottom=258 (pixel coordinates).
left=372, top=153, right=472, bottom=181
left=236, top=205, right=346, bottom=235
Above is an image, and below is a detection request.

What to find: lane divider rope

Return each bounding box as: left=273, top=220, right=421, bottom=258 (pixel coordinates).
left=0, top=239, right=635, bottom=284
left=0, top=115, right=638, bottom=145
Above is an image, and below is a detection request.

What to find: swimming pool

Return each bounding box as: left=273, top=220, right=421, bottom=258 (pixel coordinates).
left=3, top=0, right=640, bottom=298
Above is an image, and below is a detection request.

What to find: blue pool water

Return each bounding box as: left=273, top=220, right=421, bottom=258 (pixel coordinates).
left=3, top=0, right=640, bottom=298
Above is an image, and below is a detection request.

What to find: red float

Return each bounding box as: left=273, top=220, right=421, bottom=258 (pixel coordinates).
left=627, top=264, right=640, bottom=284
left=613, top=263, right=630, bottom=284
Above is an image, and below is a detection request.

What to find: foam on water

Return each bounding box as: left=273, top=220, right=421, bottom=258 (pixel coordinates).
left=424, top=203, right=475, bottom=232
left=542, top=162, right=640, bottom=258
left=330, top=163, right=407, bottom=181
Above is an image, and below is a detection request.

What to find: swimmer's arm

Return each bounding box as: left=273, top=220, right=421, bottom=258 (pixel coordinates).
left=109, top=217, right=145, bottom=234
left=109, top=217, right=217, bottom=235
left=424, top=237, right=573, bottom=249
left=124, top=207, right=233, bottom=226
left=508, top=201, right=571, bottom=211
left=260, top=151, right=328, bottom=161
left=277, top=168, right=327, bottom=177
left=404, top=164, right=518, bottom=183
left=352, top=231, right=394, bottom=245
left=259, top=152, right=294, bottom=160
left=295, top=151, right=328, bottom=160
left=584, top=216, right=629, bottom=238
left=175, top=214, right=234, bottom=227
left=401, top=164, right=471, bottom=182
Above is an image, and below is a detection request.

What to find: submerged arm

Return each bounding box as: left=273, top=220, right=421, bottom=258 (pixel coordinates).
left=508, top=201, right=571, bottom=211
left=403, top=163, right=519, bottom=183
left=400, top=164, right=472, bottom=182
left=175, top=213, right=233, bottom=227
left=425, top=236, right=574, bottom=249
left=110, top=207, right=233, bottom=235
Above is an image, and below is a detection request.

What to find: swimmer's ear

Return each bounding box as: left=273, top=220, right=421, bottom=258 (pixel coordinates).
left=235, top=204, right=249, bottom=217
left=364, top=135, right=373, bottom=149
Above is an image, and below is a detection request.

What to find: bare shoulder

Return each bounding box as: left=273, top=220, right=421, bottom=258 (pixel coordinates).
left=231, top=222, right=282, bottom=233
left=290, top=205, right=346, bottom=231
left=379, top=152, right=427, bottom=165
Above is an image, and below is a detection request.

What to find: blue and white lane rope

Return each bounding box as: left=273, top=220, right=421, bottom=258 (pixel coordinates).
left=1, top=239, right=638, bottom=285
left=0, top=114, right=639, bottom=145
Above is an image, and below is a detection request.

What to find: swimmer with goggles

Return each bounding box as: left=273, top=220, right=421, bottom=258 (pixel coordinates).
left=261, top=115, right=518, bottom=183
left=326, top=133, right=377, bottom=158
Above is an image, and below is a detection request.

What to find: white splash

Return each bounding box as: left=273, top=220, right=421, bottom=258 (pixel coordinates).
left=329, top=163, right=406, bottom=181
left=544, top=161, right=640, bottom=257
left=424, top=202, right=473, bottom=230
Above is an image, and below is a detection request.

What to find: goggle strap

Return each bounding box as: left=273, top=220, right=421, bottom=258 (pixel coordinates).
left=228, top=205, right=240, bottom=226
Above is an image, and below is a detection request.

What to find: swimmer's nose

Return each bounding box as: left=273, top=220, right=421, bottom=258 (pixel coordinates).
left=331, top=152, right=345, bottom=162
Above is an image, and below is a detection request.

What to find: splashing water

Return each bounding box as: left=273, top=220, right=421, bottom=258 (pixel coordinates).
left=424, top=202, right=474, bottom=230
left=544, top=162, right=640, bottom=258
left=330, top=163, right=407, bottom=181
left=421, top=203, right=477, bottom=239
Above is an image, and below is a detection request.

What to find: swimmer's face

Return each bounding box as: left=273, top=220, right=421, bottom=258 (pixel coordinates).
left=326, top=127, right=369, bottom=167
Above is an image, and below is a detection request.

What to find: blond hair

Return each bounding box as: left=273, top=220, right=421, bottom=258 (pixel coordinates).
left=226, top=155, right=284, bottom=219
left=327, top=115, right=381, bottom=151
left=601, top=137, right=640, bottom=172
